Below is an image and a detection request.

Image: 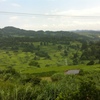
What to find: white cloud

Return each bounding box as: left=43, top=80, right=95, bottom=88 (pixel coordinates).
left=9, top=16, right=19, bottom=22
left=0, top=0, right=6, bottom=2
left=4, top=6, right=100, bottom=31
left=22, top=24, right=33, bottom=29
left=33, top=6, right=100, bottom=30
left=42, top=24, right=48, bottom=28
left=53, top=6, right=100, bottom=16
left=14, top=16, right=100, bottom=31
left=7, top=15, right=100, bottom=31
left=11, top=3, right=21, bottom=7
left=31, top=16, right=36, bottom=19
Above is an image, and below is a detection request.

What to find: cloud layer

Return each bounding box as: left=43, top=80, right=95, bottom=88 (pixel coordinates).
left=0, top=0, right=100, bottom=30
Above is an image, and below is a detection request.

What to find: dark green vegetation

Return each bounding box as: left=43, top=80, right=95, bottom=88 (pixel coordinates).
left=0, top=26, right=100, bottom=100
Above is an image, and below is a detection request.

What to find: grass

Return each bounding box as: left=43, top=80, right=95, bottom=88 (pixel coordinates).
left=19, top=64, right=100, bottom=74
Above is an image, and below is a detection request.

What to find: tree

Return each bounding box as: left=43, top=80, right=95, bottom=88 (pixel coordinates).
left=73, top=58, right=79, bottom=65
left=40, top=42, right=43, bottom=46
left=73, top=53, right=79, bottom=59
left=81, top=41, right=88, bottom=50
left=58, top=45, right=62, bottom=50
left=64, top=50, right=68, bottom=56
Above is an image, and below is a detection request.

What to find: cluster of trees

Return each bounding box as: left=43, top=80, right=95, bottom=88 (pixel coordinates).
left=0, top=36, right=99, bottom=66
left=80, top=41, right=100, bottom=64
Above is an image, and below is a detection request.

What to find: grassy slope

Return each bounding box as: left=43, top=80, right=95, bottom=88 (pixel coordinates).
left=0, top=41, right=99, bottom=75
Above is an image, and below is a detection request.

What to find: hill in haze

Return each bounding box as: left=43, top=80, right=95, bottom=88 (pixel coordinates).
left=74, top=30, right=100, bottom=40
left=0, top=26, right=100, bottom=41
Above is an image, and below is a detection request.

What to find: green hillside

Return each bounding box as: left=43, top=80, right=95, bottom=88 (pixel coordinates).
left=0, top=26, right=100, bottom=100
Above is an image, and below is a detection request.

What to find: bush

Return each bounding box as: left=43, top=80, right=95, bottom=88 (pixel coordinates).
left=73, top=58, right=79, bottom=65
left=79, top=69, right=84, bottom=75
left=35, top=51, right=51, bottom=59
left=77, top=80, right=100, bottom=100
left=21, top=75, right=41, bottom=85
left=87, top=60, right=95, bottom=65
left=4, top=67, right=20, bottom=77
left=51, top=73, right=65, bottom=82
left=31, top=77, right=41, bottom=85
left=29, top=61, right=40, bottom=67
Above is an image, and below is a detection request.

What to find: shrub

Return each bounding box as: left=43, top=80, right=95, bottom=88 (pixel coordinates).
left=35, top=51, right=51, bottom=59
left=77, top=80, right=100, bottom=100
left=4, top=67, right=20, bottom=78
left=21, top=75, right=41, bottom=85
left=31, top=77, right=41, bottom=85
left=29, top=61, right=40, bottom=67
left=87, top=60, right=95, bottom=65
left=51, top=73, right=65, bottom=82
left=79, top=69, right=84, bottom=75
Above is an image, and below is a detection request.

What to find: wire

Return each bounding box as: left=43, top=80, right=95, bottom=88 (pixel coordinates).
left=0, top=11, right=47, bottom=16
left=0, top=11, right=100, bottom=18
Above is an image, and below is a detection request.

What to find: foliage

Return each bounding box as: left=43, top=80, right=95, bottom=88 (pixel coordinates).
left=29, top=60, right=40, bottom=67
left=87, top=60, right=95, bottom=65
left=77, top=80, right=100, bottom=100
left=0, top=69, right=100, bottom=99
left=35, top=51, right=50, bottom=59
left=21, top=75, right=41, bottom=85
left=51, top=73, right=65, bottom=82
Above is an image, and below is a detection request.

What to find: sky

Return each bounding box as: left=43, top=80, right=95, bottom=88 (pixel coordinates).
left=0, top=0, right=100, bottom=31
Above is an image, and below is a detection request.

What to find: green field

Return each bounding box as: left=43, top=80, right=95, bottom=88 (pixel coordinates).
left=0, top=45, right=99, bottom=76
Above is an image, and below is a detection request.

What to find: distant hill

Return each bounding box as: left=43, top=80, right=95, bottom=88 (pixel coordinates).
left=0, top=26, right=100, bottom=41
left=74, top=30, right=100, bottom=41
left=1, top=26, right=32, bottom=36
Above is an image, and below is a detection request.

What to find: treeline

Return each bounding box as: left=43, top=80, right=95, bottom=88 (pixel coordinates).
left=0, top=26, right=93, bottom=41
left=81, top=41, right=100, bottom=63
left=0, top=34, right=100, bottom=65
left=0, top=35, right=86, bottom=52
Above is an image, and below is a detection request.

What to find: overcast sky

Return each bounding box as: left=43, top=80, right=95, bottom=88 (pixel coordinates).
left=0, top=0, right=100, bottom=30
